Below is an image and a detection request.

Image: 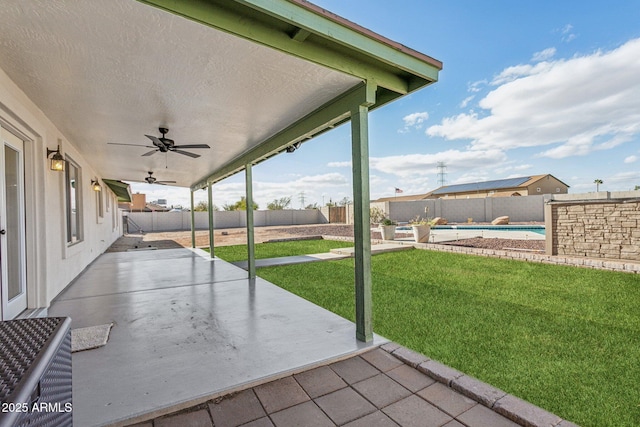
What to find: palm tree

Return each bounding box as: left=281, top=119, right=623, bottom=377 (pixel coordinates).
left=594, top=179, right=603, bottom=192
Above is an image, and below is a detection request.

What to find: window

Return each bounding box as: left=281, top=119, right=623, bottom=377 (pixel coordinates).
left=97, top=190, right=104, bottom=220
left=65, top=157, right=83, bottom=244
left=556, top=187, right=561, bottom=193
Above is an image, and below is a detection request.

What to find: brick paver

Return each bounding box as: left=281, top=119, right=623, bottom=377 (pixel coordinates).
left=386, top=364, right=435, bottom=393
left=137, top=344, right=579, bottom=427
left=383, top=395, right=453, bottom=427
left=209, top=389, right=266, bottom=427
left=270, top=401, right=334, bottom=427
left=315, top=387, right=376, bottom=425
left=351, top=374, right=412, bottom=409
left=417, top=382, right=477, bottom=417
left=294, top=365, right=347, bottom=398
left=329, top=356, right=379, bottom=384
left=254, top=376, right=309, bottom=413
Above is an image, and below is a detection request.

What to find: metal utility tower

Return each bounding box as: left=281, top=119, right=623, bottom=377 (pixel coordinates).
left=437, top=162, right=447, bottom=187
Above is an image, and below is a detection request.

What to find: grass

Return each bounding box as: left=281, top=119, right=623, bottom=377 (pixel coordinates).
left=210, top=238, right=354, bottom=262
left=252, top=246, right=640, bottom=427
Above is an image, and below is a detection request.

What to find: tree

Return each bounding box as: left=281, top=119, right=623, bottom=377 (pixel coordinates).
left=594, top=179, right=603, bottom=192
left=337, top=196, right=351, bottom=206
left=222, top=197, right=258, bottom=211
left=194, top=201, right=208, bottom=211
left=305, top=203, right=319, bottom=210
left=267, top=196, right=291, bottom=210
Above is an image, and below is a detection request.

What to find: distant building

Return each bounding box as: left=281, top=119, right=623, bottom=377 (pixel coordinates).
left=131, top=193, right=147, bottom=211
left=130, top=193, right=170, bottom=212
left=373, top=174, right=569, bottom=202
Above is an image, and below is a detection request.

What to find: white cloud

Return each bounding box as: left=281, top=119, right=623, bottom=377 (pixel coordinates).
left=368, top=149, right=507, bottom=178
left=624, top=155, right=638, bottom=163
left=426, top=38, right=640, bottom=159
left=328, top=160, right=351, bottom=168
left=399, top=112, right=430, bottom=133
left=560, top=24, right=576, bottom=43
left=460, top=96, right=475, bottom=108
left=532, top=47, right=556, bottom=62
left=468, top=80, right=487, bottom=93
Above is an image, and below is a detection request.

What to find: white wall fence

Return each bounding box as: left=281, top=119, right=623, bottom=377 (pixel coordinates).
left=126, top=195, right=547, bottom=232
left=372, top=195, right=547, bottom=224
left=126, top=209, right=328, bottom=232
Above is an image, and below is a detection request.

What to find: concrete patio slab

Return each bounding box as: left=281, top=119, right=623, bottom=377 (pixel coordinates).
left=48, top=248, right=386, bottom=426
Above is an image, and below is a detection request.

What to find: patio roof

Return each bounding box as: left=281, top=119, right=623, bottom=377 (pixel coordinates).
left=0, top=0, right=441, bottom=189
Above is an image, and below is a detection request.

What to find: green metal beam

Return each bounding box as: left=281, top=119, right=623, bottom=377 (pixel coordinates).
left=138, top=0, right=441, bottom=95
left=245, top=164, right=256, bottom=278
left=190, top=190, right=196, bottom=248
left=351, top=98, right=373, bottom=342
left=208, top=183, right=215, bottom=258
left=351, top=83, right=375, bottom=343
left=192, top=83, right=375, bottom=190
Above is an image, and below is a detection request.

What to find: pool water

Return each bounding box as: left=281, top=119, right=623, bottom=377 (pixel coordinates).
left=395, top=225, right=546, bottom=235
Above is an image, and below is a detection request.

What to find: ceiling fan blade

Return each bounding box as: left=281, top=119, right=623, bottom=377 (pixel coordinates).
left=173, top=144, right=211, bottom=149
left=141, top=149, right=158, bottom=156
left=157, top=181, right=177, bottom=184
left=145, top=135, right=165, bottom=148
left=173, top=150, right=200, bottom=158
left=108, top=143, right=156, bottom=148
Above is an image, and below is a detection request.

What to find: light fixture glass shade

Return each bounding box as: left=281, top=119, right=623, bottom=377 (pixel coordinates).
left=92, top=180, right=101, bottom=192
left=50, top=153, right=65, bottom=171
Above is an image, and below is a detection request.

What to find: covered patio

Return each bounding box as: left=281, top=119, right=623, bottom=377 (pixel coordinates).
left=0, top=0, right=451, bottom=425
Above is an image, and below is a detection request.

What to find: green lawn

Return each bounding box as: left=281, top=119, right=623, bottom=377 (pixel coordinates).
left=254, top=247, right=640, bottom=427
left=210, top=239, right=354, bottom=262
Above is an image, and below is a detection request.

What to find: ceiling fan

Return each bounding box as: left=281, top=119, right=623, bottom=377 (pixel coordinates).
left=109, top=127, right=210, bottom=158
left=144, top=171, right=176, bottom=185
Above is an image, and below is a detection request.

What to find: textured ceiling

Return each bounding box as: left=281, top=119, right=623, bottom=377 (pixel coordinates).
left=0, top=0, right=360, bottom=187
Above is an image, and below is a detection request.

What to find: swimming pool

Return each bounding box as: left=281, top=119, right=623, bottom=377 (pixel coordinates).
left=395, top=225, right=546, bottom=235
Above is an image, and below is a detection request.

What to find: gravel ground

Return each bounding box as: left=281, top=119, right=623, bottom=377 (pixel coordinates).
left=109, top=223, right=544, bottom=252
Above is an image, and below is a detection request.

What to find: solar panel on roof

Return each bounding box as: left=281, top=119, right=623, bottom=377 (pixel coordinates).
left=432, top=176, right=531, bottom=195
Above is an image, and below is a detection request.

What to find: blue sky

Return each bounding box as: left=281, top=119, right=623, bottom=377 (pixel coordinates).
left=132, top=0, right=640, bottom=209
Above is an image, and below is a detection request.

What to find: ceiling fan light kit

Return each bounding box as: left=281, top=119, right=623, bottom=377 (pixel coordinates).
left=144, top=171, right=176, bottom=185
left=109, top=127, right=211, bottom=158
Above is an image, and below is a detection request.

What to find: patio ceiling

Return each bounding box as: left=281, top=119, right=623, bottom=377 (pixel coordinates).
left=0, top=0, right=441, bottom=189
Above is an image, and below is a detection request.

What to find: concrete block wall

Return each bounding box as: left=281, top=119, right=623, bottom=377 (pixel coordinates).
left=127, top=209, right=325, bottom=232
left=372, top=195, right=545, bottom=224
left=545, top=191, right=640, bottom=261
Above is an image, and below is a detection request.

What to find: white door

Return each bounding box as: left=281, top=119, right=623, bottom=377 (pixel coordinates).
left=0, top=128, right=27, bottom=320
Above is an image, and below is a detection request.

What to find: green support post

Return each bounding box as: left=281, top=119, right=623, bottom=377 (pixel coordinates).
left=245, top=164, right=256, bottom=278
left=208, top=183, right=215, bottom=258
left=190, top=190, right=196, bottom=248
left=351, top=97, right=374, bottom=342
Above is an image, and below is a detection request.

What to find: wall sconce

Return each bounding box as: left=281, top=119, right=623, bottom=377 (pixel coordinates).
left=47, top=145, right=65, bottom=171
left=91, top=180, right=102, bottom=192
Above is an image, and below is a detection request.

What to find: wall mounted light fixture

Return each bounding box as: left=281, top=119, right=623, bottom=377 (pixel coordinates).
left=47, top=145, right=65, bottom=171
left=91, top=179, right=101, bottom=192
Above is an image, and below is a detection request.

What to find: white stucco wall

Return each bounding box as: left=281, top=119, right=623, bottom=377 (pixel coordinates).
left=0, top=66, right=123, bottom=313
left=127, top=209, right=325, bottom=232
